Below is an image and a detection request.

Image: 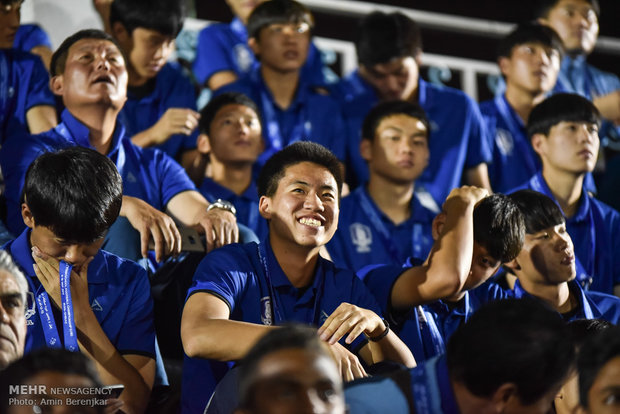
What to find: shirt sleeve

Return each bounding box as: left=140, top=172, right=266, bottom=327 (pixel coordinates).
left=463, top=97, right=492, bottom=168
left=193, top=24, right=236, bottom=86
left=24, top=55, right=55, bottom=112
left=14, top=24, right=53, bottom=52
left=149, top=149, right=196, bottom=207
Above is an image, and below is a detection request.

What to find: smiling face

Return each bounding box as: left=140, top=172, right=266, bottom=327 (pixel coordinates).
left=259, top=162, right=338, bottom=251
left=500, top=42, right=561, bottom=96
left=250, top=21, right=310, bottom=73
left=359, top=56, right=419, bottom=102
left=541, top=0, right=599, bottom=55
left=586, top=356, right=620, bottom=414
left=0, top=270, right=26, bottom=370
left=51, top=38, right=128, bottom=111
left=0, top=0, right=21, bottom=48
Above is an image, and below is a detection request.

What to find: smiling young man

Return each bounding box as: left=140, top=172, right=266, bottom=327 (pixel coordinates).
left=512, top=93, right=620, bottom=296
left=180, top=141, right=415, bottom=414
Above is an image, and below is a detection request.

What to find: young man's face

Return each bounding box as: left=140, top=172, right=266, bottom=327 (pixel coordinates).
left=514, top=222, right=576, bottom=285
left=0, top=270, right=26, bottom=370
left=585, top=356, right=620, bottom=414
left=463, top=243, right=501, bottom=291
left=250, top=21, right=310, bottom=73
left=226, top=0, right=267, bottom=24
left=203, top=103, right=263, bottom=164
left=240, top=348, right=345, bottom=414
left=359, top=56, right=419, bottom=102
left=259, top=162, right=339, bottom=250
left=52, top=38, right=128, bottom=110
left=120, top=27, right=175, bottom=81
left=500, top=42, right=560, bottom=96
left=361, top=114, right=429, bottom=185
left=540, top=0, right=599, bottom=55
left=533, top=121, right=599, bottom=175
left=0, top=0, right=21, bottom=48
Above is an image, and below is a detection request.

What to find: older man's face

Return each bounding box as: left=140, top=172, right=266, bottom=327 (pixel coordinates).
left=0, top=269, right=26, bottom=370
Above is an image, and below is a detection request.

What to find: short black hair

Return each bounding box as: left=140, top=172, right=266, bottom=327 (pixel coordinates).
left=473, top=193, right=525, bottom=263
left=527, top=93, right=601, bottom=138
left=22, top=146, right=123, bottom=244
left=497, top=22, right=563, bottom=60
left=110, top=0, right=185, bottom=37
left=247, top=0, right=314, bottom=40
left=356, top=11, right=422, bottom=67
left=258, top=141, right=343, bottom=199
left=50, top=29, right=121, bottom=77
left=447, top=298, right=575, bottom=405
left=567, top=318, right=614, bottom=351
left=509, top=190, right=565, bottom=234
left=199, top=92, right=261, bottom=136
left=577, top=326, right=620, bottom=407
left=238, top=324, right=326, bottom=408
left=361, top=100, right=430, bottom=142
left=534, top=0, right=600, bottom=19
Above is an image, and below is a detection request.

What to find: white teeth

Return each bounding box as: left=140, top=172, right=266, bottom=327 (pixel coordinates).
left=299, top=217, right=321, bottom=227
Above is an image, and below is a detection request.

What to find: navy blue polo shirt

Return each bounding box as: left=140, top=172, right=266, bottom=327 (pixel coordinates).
left=512, top=172, right=620, bottom=294
left=0, top=49, right=54, bottom=145
left=192, top=18, right=328, bottom=88
left=213, top=66, right=346, bottom=166
left=13, top=24, right=52, bottom=53
left=0, top=109, right=196, bottom=237
left=5, top=229, right=156, bottom=358
left=198, top=177, right=268, bottom=241
left=327, top=186, right=436, bottom=272
left=181, top=239, right=381, bottom=413
left=118, top=62, right=198, bottom=159
left=338, top=72, right=492, bottom=202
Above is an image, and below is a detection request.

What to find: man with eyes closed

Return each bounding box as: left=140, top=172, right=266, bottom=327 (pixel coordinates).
left=180, top=141, right=415, bottom=414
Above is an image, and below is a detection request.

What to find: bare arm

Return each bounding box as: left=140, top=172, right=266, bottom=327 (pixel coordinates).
left=614, top=284, right=620, bottom=299
left=30, top=45, right=53, bottom=71
left=464, top=163, right=492, bottom=193
left=391, top=186, right=488, bottom=309
left=25, top=105, right=57, bottom=134
left=207, top=71, right=239, bottom=91
left=593, top=91, right=620, bottom=125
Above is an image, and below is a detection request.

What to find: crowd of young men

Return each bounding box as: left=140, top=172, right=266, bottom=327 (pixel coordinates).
left=1, top=0, right=620, bottom=413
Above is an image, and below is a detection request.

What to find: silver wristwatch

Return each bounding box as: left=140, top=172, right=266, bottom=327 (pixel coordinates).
left=206, top=199, right=237, bottom=216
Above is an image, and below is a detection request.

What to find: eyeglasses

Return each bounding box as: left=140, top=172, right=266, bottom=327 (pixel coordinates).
left=265, top=22, right=311, bottom=36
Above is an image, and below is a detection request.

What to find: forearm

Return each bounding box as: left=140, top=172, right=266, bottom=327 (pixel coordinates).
left=166, top=190, right=209, bottom=226
left=360, top=331, right=416, bottom=368
left=130, top=127, right=161, bottom=148
left=465, top=164, right=492, bottom=193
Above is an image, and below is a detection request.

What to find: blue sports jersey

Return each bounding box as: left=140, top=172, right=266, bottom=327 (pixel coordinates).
left=0, top=49, right=54, bottom=145
left=328, top=186, right=436, bottom=272
left=338, top=72, right=492, bottom=203
left=512, top=172, right=620, bottom=294
left=198, top=178, right=268, bottom=241
left=181, top=239, right=382, bottom=413
left=0, top=109, right=195, bottom=237
left=118, top=62, right=198, bottom=159
left=13, top=24, right=52, bottom=53
left=213, top=66, right=346, bottom=166
left=192, top=18, right=328, bottom=88
left=5, top=229, right=156, bottom=358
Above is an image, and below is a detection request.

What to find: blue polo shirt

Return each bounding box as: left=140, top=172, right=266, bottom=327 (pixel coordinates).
left=13, top=24, right=52, bottom=53
left=198, top=178, right=268, bottom=241
left=118, top=62, right=198, bottom=159
left=327, top=186, right=436, bottom=272
left=345, top=355, right=458, bottom=414
left=0, top=109, right=196, bottom=237
left=5, top=229, right=156, bottom=358
left=213, top=66, right=346, bottom=166
left=0, top=49, right=54, bottom=145
left=192, top=18, right=329, bottom=88
left=512, top=172, right=620, bottom=294
left=338, top=72, right=492, bottom=202
left=181, top=239, right=381, bottom=413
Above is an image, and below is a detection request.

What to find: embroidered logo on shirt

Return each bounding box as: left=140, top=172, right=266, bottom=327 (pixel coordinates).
left=496, top=128, right=514, bottom=156
left=350, top=223, right=372, bottom=253
left=234, top=44, right=253, bottom=73
left=260, top=296, right=273, bottom=326
left=91, top=298, right=103, bottom=312
left=126, top=172, right=137, bottom=183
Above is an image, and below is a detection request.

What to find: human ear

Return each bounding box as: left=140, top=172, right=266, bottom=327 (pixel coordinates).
left=21, top=203, right=35, bottom=229
left=259, top=196, right=272, bottom=220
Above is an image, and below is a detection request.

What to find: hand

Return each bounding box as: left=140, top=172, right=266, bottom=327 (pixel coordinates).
left=195, top=208, right=238, bottom=252
left=31, top=247, right=94, bottom=315
left=149, top=108, right=200, bottom=145
left=593, top=91, right=620, bottom=125
left=442, top=185, right=488, bottom=214
left=104, top=398, right=124, bottom=414
left=324, top=342, right=367, bottom=382
left=318, top=303, right=384, bottom=345
left=121, top=196, right=182, bottom=262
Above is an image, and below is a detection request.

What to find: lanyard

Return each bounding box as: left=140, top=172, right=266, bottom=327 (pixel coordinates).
left=494, top=95, right=537, bottom=174
left=415, top=306, right=446, bottom=358
left=558, top=59, right=591, bottom=98
left=410, top=356, right=444, bottom=414
left=36, top=261, right=79, bottom=351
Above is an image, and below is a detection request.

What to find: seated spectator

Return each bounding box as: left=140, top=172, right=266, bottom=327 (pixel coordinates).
left=196, top=92, right=268, bottom=241
left=0, top=348, right=106, bottom=413
left=361, top=190, right=524, bottom=361
left=213, top=0, right=346, bottom=168
left=0, top=29, right=237, bottom=266
left=327, top=101, right=437, bottom=272
left=4, top=147, right=155, bottom=413
left=193, top=0, right=328, bottom=91
left=234, top=324, right=345, bottom=414
left=577, top=325, right=620, bottom=414
left=13, top=23, right=53, bottom=70
left=333, top=11, right=491, bottom=200
left=345, top=298, right=576, bottom=414
left=512, top=93, right=620, bottom=295
left=480, top=22, right=562, bottom=193
left=0, top=250, right=27, bottom=371
left=180, top=142, right=415, bottom=413
left=109, top=0, right=201, bottom=163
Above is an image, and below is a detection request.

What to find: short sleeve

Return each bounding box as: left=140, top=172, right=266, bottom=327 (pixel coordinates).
left=193, top=24, right=237, bottom=86
left=24, top=55, right=54, bottom=112
left=464, top=97, right=492, bottom=168
left=149, top=149, right=196, bottom=207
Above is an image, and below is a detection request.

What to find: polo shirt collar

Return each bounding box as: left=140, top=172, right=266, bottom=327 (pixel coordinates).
left=230, top=17, right=248, bottom=42
left=57, top=109, right=127, bottom=158
left=200, top=178, right=258, bottom=202
left=529, top=172, right=590, bottom=222
left=513, top=278, right=594, bottom=319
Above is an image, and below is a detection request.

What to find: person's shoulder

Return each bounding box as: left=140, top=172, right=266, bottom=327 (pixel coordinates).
left=213, top=74, right=256, bottom=97
left=98, top=249, right=148, bottom=281
left=478, top=97, right=498, bottom=115
left=198, top=21, right=231, bottom=39
left=201, top=242, right=258, bottom=271
left=1, top=48, right=43, bottom=69
left=589, top=196, right=620, bottom=220
left=585, top=62, right=620, bottom=82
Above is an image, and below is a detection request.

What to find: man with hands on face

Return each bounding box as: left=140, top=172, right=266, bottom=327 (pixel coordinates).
left=180, top=141, right=415, bottom=414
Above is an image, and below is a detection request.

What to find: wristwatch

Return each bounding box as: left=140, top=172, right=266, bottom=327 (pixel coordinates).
left=206, top=199, right=237, bottom=216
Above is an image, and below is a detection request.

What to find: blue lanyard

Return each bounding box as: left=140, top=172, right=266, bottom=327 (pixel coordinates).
left=36, top=261, right=79, bottom=351
left=494, top=95, right=537, bottom=173
left=415, top=306, right=446, bottom=358
left=410, top=357, right=444, bottom=414
left=558, top=59, right=591, bottom=98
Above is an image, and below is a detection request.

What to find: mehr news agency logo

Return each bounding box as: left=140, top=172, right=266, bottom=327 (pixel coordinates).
left=7, top=384, right=118, bottom=409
